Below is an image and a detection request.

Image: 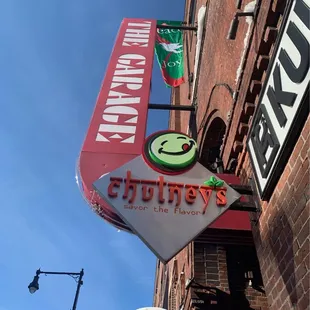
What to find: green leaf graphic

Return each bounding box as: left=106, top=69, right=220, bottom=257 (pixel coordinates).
left=203, top=180, right=214, bottom=186
left=210, top=176, right=216, bottom=183
left=215, top=180, right=224, bottom=187
left=203, top=176, right=224, bottom=187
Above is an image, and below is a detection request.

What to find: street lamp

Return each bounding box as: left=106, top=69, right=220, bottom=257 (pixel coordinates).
left=28, top=268, right=84, bottom=310
left=28, top=271, right=40, bottom=294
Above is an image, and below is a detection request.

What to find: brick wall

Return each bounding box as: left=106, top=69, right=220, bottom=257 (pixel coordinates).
left=238, top=115, right=310, bottom=310
left=170, top=0, right=256, bottom=138
left=194, top=244, right=229, bottom=291
left=169, top=0, right=202, bottom=133
left=161, top=0, right=309, bottom=309
left=153, top=243, right=194, bottom=309
left=193, top=242, right=268, bottom=309
left=154, top=241, right=269, bottom=310
left=222, top=0, right=288, bottom=170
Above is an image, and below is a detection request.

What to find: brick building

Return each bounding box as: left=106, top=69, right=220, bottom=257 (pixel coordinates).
left=153, top=0, right=309, bottom=309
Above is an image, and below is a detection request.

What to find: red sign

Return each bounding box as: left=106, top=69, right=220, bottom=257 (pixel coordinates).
left=78, top=18, right=157, bottom=228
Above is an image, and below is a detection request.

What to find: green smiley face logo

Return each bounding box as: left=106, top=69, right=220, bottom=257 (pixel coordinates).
left=143, top=131, right=198, bottom=174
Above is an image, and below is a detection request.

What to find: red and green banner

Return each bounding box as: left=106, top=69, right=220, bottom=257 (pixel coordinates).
left=155, top=20, right=185, bottom=87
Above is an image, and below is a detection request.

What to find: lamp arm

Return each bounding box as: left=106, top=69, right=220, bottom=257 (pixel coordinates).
left=38, top=270, right=81, bottom=276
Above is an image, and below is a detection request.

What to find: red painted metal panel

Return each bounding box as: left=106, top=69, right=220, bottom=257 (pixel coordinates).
left=78, top=18, right=157, bottom=230
left=82, top=18, right=156, bottom=154
left=209, top=173, right=251, bottom=231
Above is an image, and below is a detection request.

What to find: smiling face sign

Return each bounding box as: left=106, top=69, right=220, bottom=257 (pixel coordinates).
left=143, top=130, right=198, bottom=174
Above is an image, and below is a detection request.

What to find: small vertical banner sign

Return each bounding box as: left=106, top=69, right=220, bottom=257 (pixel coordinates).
left=155, top=20, right=185, bottom=87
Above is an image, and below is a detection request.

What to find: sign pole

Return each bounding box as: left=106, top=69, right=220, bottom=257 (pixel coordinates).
left=148, top=103, right=195, bottom=111
left=157, top=24, right=197, bottom=31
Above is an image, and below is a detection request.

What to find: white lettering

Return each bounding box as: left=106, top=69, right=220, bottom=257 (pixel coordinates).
left=120, top=53, right=146, bottom=62
left=98, top=124, right=136, bottom=134
left=125, top=33, right=149, bottom=38
left=96, top=133, right=109, bottom=142
left=102, top=106, right=138, bottom=123
left=114, top=68, right=145, bottom=76
left=120, top=53, right=145, bottom=60
left=115, top=54, right=145, bottom=76
left=123, top=22, right=151, bottom=47
left=162, top=60, right=182, bottom=68
left=128, top=22, right=151, bottom=27
left=126, top=28, right=150, bottom=34
left=112, top=76, right=143, bottom=84
left=106, top=91, right=140, bottom=105
left=123, top=37, right=149, bottom=43
left=95, top=22, right=153, bottom=143
left=125, top=116, right=138, bottom=123
left=157, top=28, right=181, bottom=35
left=111, top=76, right=143, bottom=91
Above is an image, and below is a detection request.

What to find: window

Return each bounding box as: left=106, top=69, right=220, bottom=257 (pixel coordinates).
left=161, top=265, right=169, bottom=309
left=180, top=271, right=185, bottom=301
left=188, top=0, right=197, bottom=25
left=176, top=266, right=186, bottom=309
left=200, top=117, right=227, bottom=172
left=169, top=259, right=179, bottom=310
left=169, top=285, right=177, bottom=310
left=187, top=0, right=197, bottom=51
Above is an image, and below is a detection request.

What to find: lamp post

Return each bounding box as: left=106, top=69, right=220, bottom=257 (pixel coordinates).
left=28, top=268, right=84, bottom=310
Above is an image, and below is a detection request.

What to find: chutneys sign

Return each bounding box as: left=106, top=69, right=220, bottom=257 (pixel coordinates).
left=108, top=171, right=228, bottom=214
left=93, top=130, right=241, bottom=263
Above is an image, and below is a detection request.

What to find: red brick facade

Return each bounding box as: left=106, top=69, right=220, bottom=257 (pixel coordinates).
left=246, top=118, right=310, bottom=310
left=153, top=231, right=269, bottom=309
left=153, top=0, right=309, bottom=309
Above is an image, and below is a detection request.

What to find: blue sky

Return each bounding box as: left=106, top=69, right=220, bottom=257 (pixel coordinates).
left=0, top=0, right=184, bottom=309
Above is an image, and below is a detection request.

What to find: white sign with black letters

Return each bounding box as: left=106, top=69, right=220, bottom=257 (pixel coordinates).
left=247, top=0, right=310, bottom=199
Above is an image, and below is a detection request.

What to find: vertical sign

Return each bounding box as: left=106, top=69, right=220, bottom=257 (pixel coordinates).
left=247, top=0, right=310, bottom=199
left=78, top=19, right=157, bottom=230
left=83, top=18, right=157, bottom=152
